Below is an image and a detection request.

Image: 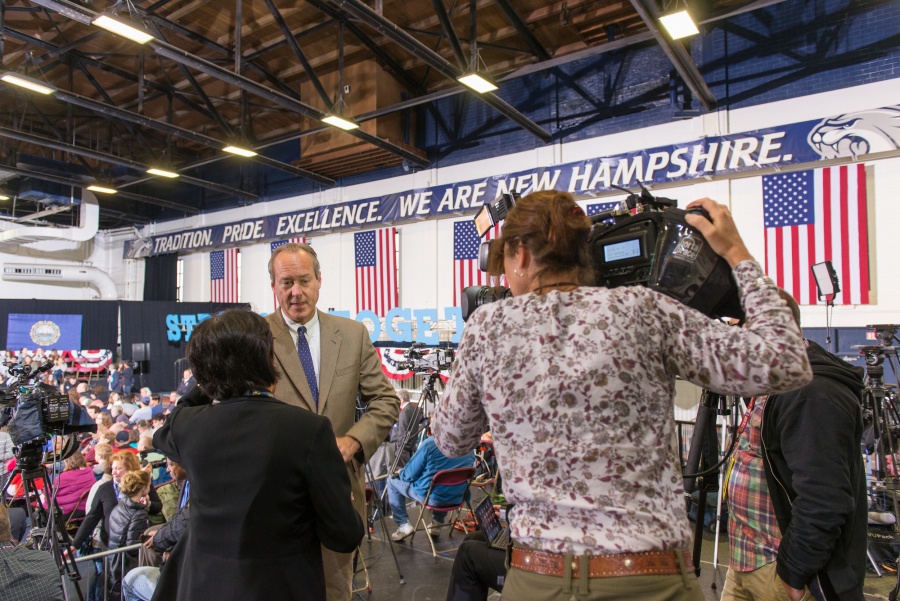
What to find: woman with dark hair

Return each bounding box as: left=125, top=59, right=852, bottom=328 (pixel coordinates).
left=152, top=309, right=364, bottom=601
left=433, top=192, right=812, bottom=601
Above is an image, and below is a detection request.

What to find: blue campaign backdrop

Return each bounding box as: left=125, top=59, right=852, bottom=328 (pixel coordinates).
left=6, top=314, right=83, bottom=350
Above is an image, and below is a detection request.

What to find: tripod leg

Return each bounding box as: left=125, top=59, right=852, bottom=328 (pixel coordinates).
left=364, top=464, right=406, bottom=584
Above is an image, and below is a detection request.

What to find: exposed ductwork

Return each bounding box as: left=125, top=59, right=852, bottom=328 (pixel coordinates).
left=2, top=263, right=119, bottom=300
left=0, top=189, right=100, bottom=247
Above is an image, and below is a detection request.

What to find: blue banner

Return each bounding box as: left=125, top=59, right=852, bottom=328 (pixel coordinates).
left=124, top=104, right=900, bottom=258
left=7, top=314, right=83, bottom=350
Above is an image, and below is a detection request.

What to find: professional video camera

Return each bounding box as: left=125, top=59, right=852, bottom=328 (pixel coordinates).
left=460, top=185, right=743, bottom=321
left=1, top=360, right=95, bottom=468
left=396, top=343, right=455, bottom=373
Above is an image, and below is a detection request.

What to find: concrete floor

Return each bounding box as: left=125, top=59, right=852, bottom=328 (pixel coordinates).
left=357, top=510, right=899, bottom=601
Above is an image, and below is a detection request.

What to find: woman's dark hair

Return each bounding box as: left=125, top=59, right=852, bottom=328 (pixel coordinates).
left=487, top=190, right=594, bottom=287
left=186, top=309, right=278, bottom=400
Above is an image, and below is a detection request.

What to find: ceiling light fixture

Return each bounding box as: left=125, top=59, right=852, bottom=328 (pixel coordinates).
left=0, top=194, right=10, bottom=201
left=457, top=47, right=498, bottom=94
left=0, top=72, right=55, bottom=95
left=321, top=114, right=359, bottom=131
left=87, top=184, right=118, bottom=194
left=659, top=9, right=699, bottom=40
left=222, top=145, right=258, bottom=158
left=92, top=13, right=155, bottom=44
left=147, top=167, right=179, bottom=178
left=322, top=93, right=359, bottom=131
left=458, top=73, right=498, bottom=94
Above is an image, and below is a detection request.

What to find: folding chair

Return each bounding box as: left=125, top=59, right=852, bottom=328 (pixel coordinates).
left=409, top=466, right=475, bottom=557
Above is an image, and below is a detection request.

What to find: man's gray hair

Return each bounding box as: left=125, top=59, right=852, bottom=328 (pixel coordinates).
left=268, top=243, right=320, bottom=282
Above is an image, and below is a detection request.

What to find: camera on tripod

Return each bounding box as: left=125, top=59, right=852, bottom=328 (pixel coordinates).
left=460, top=185, right=744, bottom=322
left=1, top=360, right=95, bottom=468
left=853, top=325, right=898, bottom=367
left=396, top=343, right=455, bottom=373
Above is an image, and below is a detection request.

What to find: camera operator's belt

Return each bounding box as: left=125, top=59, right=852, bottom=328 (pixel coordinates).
left=510, top=547, right=694, bottom=578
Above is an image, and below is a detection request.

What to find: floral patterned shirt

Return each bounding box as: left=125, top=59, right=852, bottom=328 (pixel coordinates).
left=432, top=261, right=811, bottom=555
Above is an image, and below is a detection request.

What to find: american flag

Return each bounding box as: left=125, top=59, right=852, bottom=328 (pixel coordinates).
left=452, top=219, right=502, bottom=306
left=587, top=201, right=618, bottom=221
left=763, top=164, right=870, bottom=305
left=354, top=228, right=398, bottom=316
left=210, top=248, right=240, bottom=302
left=270, top=238, right=309, bottom=311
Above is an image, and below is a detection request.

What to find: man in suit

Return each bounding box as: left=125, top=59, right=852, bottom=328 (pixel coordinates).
left=266, top=242, right=400, bottom=601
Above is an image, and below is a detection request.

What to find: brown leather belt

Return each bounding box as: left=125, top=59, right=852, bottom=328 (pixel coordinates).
left=510, top=547, right=694, bottom=579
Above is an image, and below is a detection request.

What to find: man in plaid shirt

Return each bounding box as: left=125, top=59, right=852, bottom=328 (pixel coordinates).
left=723, top=291, right=867, bottom=601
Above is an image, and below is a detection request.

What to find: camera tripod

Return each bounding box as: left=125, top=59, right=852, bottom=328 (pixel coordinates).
left=855, top=340, right=900, bottom=600
left=1, top=442, right=85, bottom=601
left=682, top=389, right=741, bottom=580
left=378, top=369, right=443, bottom=510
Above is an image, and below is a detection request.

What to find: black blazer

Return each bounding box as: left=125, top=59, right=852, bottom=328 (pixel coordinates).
left=152, top=394, right=364, bottom=601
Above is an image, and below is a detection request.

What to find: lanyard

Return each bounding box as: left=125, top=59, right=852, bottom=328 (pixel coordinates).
left=735, top=397, right=760, bottom=440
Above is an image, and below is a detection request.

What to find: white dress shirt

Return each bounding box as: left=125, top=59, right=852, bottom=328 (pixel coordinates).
left=281, top=309, right=321, bottom=386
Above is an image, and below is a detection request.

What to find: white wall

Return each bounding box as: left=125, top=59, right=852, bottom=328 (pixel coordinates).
left=3, top=79, right=899, bottom=330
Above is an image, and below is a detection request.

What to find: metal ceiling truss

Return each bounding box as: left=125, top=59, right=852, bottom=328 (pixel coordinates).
left=264, top=0, right=333, bottom=108
left=1, top=0, right=798, bottom=229
left=322, top=0, right=553, bottom=143
left=627, top=0, right=716, bottom=110
left=24, top=0, right=428, bottom=178
left=302, top=0, right=427, bottom=95
left=0, top=163, right=197, bottom=216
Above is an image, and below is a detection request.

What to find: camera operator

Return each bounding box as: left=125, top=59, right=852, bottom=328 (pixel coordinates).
left=432, top=191, right=812, bottom=601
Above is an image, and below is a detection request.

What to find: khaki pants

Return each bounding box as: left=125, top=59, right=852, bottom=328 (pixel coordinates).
left=501, top=564, right=703, bottom=601
left=322, top=546, right=353, bottom=601
left=722, top=563, right=814, bottom=601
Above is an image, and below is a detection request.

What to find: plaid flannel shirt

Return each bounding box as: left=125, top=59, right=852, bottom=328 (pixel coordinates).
left=726, top=397, right=782, bottom=571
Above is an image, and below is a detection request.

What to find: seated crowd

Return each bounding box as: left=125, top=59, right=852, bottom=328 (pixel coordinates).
left=1, top=364, right=188, bottom=601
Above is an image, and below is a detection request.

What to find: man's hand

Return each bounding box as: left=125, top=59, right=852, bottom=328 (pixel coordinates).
left=336, top=436, right=362, bottom=464
left=782, top=581, right=806, bottom=601
left=142, top=537, right=156, bottom=550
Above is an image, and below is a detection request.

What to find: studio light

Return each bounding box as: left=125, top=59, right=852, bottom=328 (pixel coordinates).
left=0, top=72, right=54, bottom=95
left=811, top=261, right=840, bottom=302
left=223, top=145, right=258, bottom=157
left=92, top=13, right=155, bottom=44
left=659, top=9, right=699, bottom=40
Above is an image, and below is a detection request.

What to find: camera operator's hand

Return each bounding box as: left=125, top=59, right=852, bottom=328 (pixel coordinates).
left=685, top=198, right=753, bottom=268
